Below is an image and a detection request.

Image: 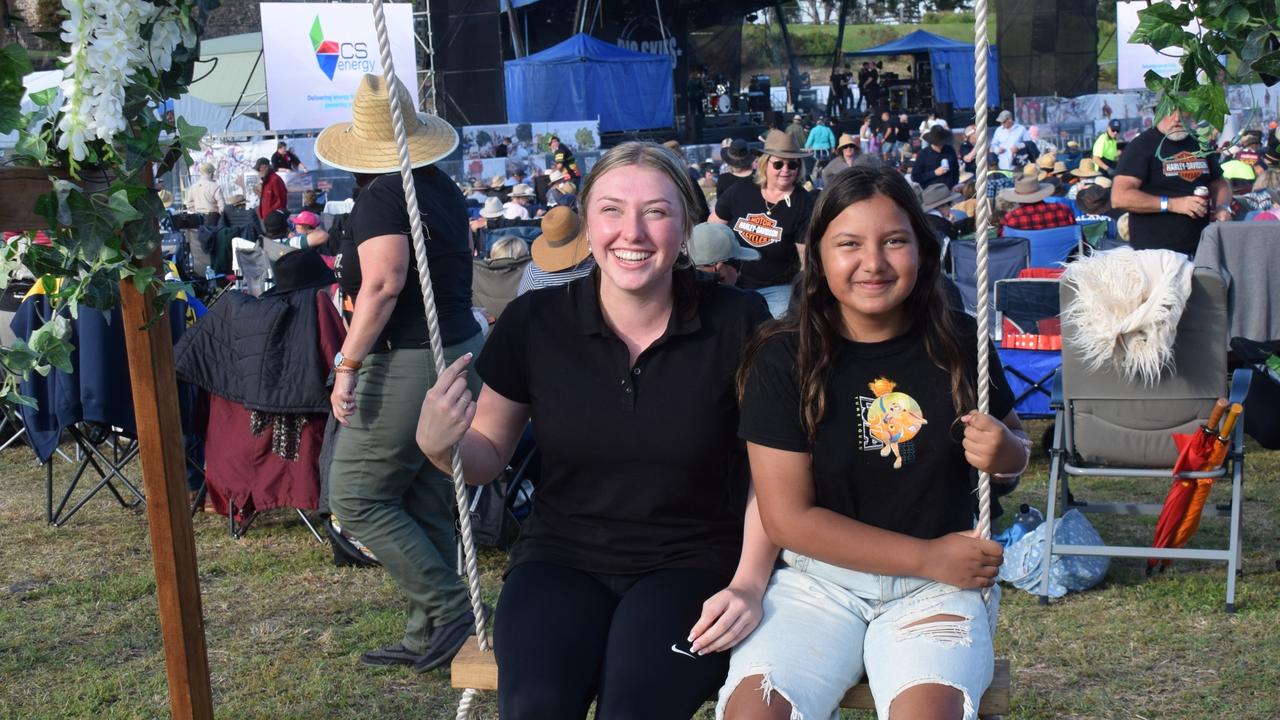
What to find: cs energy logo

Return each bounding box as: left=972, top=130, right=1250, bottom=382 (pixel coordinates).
left=309, top=15, right=373, bottom=80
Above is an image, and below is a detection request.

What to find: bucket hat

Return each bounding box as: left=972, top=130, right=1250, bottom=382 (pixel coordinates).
left=688, top=223, right=760, bottom=267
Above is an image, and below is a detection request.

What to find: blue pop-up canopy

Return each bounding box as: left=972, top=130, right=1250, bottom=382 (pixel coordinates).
left=504, top=34, right=674, bottom=132
left=846, top=29, right=999, bottom=109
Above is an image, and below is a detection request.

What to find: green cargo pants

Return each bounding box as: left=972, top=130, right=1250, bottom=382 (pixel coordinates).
left=329, top=332, right=484, bottom=654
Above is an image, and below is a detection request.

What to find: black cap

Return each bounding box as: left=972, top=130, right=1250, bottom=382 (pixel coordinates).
left=1108, top=119, right=1121, bottom=131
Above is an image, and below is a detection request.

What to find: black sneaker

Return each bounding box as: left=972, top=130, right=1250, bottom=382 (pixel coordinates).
left=360, top=642, right=424, bottom=668
left=413, top=604, right=491, bottom=674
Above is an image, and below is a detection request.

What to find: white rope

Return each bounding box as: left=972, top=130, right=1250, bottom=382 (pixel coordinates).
left=971, top=0, right=995, bottom=603
left=367, top=0, right=490, bottom=716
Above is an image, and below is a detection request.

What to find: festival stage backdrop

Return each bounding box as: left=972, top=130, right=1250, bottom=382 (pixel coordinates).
left=260, top=3, right=418, bottom=131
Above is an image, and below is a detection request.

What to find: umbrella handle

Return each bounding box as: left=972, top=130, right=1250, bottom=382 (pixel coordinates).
left=1205, top=398, right=1229, bottom=433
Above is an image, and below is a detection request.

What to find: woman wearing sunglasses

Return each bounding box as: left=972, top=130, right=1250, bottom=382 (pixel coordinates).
left=710, top=129, right=814, bottom=318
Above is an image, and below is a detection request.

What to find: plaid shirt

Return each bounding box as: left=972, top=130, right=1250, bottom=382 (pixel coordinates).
left=1001, top=201, right=1076, bottom=232
left=985, top=173, right=1015, bottom=198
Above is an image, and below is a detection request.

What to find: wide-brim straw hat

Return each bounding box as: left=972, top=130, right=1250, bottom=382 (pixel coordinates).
left=922, top=125, right=952, bottom=146
left=1036, top=153, right=1057, bottom=171
left=920, top=183, right=962, bottom=212
left=315, top=74, right=458, bottom=174
left=753, top=129, right=811, bottom=159
left=835, top=133, right=858, bottom=151
left=531, top=206, right=586, bottom=272
left=998, top=176, right=1054, bottom=204
left=1039, top=160, right=1069, bottom=180
left=721, top=138, right=754, bottom=168
left=1070, top=158, right=1101, bottom=178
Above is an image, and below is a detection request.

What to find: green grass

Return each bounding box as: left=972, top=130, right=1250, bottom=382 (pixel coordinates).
left=1, top=418, right=1278, bottom=718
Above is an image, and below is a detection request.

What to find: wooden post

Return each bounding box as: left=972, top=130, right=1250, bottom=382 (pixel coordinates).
left=118, top=249, right=214, bottom=720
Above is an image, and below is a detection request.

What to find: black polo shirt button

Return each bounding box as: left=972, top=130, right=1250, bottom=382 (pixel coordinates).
left=632, top=367, right=642, bottom=375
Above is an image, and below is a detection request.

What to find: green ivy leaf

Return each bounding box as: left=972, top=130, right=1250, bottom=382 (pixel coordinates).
left=1254, top=50, right=1280, bottom=79
left=130, top=265, right=156, bottom=293
left=22, top=244, right=69, bottom=278
left=1224, top=4, right=1250, bottom=29
left=107, top=190, right=143, bottom=229
left=0, top=338, right=39, bottom=374
left=79, top=272, right=120, bottom=311
left=0, top=43, right=34, bottom=134
left=1139, top=2, right=1195, bottom=26
left=3, top=390, right=39, bottom=409
left=175, top=117, right=207, bottom=155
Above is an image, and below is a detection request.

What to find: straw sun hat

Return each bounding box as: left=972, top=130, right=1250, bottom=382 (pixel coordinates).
left=315, top=74, right=458, bottom=174
left=530, top=206, right=586, bottom=272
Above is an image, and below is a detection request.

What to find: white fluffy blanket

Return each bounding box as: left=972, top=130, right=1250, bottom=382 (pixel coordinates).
left=1061, top=247, right=1194, bottom=385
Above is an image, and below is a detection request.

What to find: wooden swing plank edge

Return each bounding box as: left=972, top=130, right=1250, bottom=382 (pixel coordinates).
left=452, top=641, right=1010, bottom=714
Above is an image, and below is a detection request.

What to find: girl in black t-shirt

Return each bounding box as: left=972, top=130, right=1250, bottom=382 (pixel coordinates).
left=718, top=167, right=1030, bottom=720
left=418, top=142, right=776, bottom=719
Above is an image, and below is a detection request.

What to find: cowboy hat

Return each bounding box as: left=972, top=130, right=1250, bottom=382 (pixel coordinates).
left=998, top=176, right=1054, bottom=204
left=479, top=196, right=504, bottom=219
left=489, top=175, right=506, bottom=189
left=835, top=133, right=858, bottom=151
left=1039, top=160, right=1068, bottom=180
left=958, top=170, right=974, bottom=184
left=996, top=110, right=1014, bottom=123
left=509, top=183, right=535, bottom=198
left=1070, top=158, right=1101, bottom=178
left=530, top=206, right=586, bottom=272
left=547, top=169, right=565, bottom=184
left=920, top=183, right=962, bottom=212
left=314, top=74, right=458, bottom=174
left=1022, top=163, right=1040, bottom=179
left=753, top=129, right=812, bottom=159
left=688, top=223, right=760, bottom=267
left=1090, top=175, right=1113, bottom=189
left=1036, top=153, right=1057, bottom=171
left=721, top=138, right=754, bottom=168
left=226, top=192, right=246, bottom=206
left=922, top=125, right=952, bottom=146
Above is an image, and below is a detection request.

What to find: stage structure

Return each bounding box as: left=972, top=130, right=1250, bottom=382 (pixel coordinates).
left=995, top=0, right=1098, bottom=100
left=844, top=29, right=1000, bottom=115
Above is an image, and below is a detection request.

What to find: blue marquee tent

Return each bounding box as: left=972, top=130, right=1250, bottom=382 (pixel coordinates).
left=846, top=29, right=999, bottom=109
left=504, top=34, right=673, bottom=132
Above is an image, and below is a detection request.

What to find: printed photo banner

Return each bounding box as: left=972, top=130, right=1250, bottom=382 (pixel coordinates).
left=456, top=120, right=600, bottom=182
left=260, top=2, right=418, bottom=131
left=189, top=137, right=321, bottom=207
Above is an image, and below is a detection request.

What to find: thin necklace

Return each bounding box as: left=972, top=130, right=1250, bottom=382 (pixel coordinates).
left=763, top=190, right=791, bottom=217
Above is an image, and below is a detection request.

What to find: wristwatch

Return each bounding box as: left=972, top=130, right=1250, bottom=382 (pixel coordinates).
left=333, top=352, right=362, bottom=371
left=1159, top=196, right=1169, bottom=213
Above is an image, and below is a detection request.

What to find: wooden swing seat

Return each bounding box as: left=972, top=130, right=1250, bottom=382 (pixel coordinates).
left=452, top=640, right=1011, bottom=714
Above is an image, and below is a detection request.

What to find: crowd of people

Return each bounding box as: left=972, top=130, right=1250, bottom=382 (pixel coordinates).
left=162, top=69, right=1277, bottom=720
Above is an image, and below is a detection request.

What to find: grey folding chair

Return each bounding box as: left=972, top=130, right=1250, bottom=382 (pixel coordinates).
left=1040, top=266, right=1250, bottom=612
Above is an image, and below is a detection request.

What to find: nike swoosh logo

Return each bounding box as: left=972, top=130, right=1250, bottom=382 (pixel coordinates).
left=670, top=643, right=697, bottom=659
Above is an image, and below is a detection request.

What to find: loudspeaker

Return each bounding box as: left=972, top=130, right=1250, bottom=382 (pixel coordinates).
left=430, top=0, right=506, bottom=125
left=996, top=0, right=1098, bottom=101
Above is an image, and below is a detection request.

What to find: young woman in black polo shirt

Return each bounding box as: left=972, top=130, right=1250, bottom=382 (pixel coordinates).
left=418, top=142, right=776, bottom=719
left=719, top=167, right=1030, bottom=720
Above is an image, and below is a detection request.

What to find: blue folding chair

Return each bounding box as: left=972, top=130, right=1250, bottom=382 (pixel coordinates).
left=483, top=225, right=542, bottom=257
left=1006, top=225, right=1083, bottom=268
left=948, top=234, right=1030, bottom=315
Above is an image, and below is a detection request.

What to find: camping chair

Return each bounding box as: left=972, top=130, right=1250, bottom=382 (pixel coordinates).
left=995, top=277, right=1061, bottom=418
left=1005, top=224, right=1083, bottom=268
left=483, top=225, right=541, bottom=257
left=948, top=233, right=1030, bottom=315
left=1040, top=266, right=1250, bottom=612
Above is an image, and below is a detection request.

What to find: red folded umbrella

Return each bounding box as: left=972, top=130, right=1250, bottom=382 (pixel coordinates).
left=1158, top=403, right=1243, bottom=571
left=1149, top=399, right=1228, bottom=574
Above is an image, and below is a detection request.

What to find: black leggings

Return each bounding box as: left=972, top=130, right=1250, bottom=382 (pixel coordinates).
left=495, top=561, right=731, bottom=719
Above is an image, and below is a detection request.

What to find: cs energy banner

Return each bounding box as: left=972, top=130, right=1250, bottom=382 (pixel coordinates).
left=260, top=2, right=418, bottom=131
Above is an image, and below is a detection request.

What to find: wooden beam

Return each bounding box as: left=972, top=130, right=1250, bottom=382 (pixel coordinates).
left=119, top=249, right=214, bottom=720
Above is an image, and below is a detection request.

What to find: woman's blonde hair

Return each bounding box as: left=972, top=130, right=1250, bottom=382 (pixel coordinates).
left=577, top=141, right=701, bottom=239
left=489, top=236, right=530, bottom=261
left=302, top=189, right=317, bottom=205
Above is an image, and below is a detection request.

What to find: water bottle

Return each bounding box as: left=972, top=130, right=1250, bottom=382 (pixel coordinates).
left=994, top=504, right=1045, bottom=547
left=1014, top=503, right=1044, bottom=531
left=205, top=266, right=216, bottom=281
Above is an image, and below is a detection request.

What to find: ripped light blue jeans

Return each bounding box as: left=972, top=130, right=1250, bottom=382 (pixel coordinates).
left=716, top=550, right=999, bottom=720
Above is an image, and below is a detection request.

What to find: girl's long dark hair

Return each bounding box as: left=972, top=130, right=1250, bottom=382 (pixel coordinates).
left=737, top=166, right=975, bottom=444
